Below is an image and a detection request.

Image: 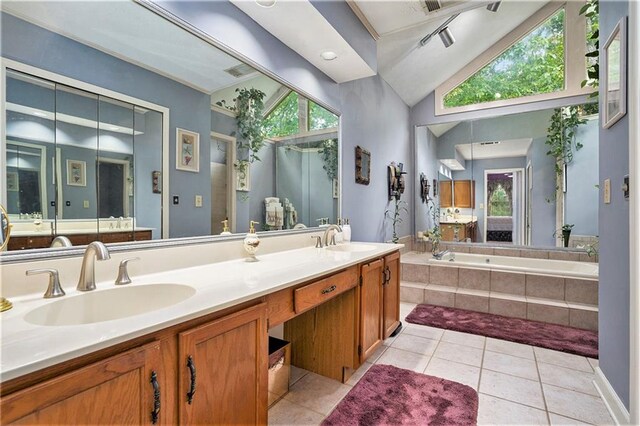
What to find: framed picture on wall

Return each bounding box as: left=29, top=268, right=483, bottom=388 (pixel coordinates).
left=6, top=172, right=18, bottom=192
left=602, top=17, right=627, bottom=129
left=332, top=178, right=339, bottom=199
left=176, top=128, right=200, bottom=172
left=66, top=160, right=86, bottom=187
left=236, top=161, right=250, bottom=192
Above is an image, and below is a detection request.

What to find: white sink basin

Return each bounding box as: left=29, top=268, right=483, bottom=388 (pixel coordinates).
left=24, top=284, right=196, bottom=326
left=327, top=243, right=377, bottom=253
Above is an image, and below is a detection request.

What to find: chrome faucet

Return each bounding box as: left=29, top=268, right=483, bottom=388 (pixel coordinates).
left=432, top=249, right=450, bottom=260
left=322, top=224, right=342, bottom=247
left=77, top=241, right=111, bottom=291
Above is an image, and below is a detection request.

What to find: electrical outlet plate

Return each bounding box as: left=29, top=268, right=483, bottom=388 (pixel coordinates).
left=604, top=179, right=611, bottom=204
left=195, top=195, right=203, bottom=207
left=172, top=195, right=179, bottom=205
left=83, top=200, right=89, bottom=208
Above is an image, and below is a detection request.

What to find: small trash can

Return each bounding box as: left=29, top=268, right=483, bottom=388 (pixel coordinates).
left=268, top=336, right=291, bottom=408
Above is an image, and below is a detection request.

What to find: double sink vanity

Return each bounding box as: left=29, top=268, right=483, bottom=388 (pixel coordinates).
left=0, top=234, right=401, bottom=424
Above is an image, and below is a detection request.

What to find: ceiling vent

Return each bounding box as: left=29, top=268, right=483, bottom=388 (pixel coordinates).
left=224, top=63, right=256, bottom=78
left=480, top=141, right=501, bottom=146
left=424, top=0, right=441, bottom=12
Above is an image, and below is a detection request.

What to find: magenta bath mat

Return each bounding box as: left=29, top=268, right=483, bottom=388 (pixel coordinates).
left=322, top=364, right=478, bottom=426
left=406, top=304, right=598, bottom=358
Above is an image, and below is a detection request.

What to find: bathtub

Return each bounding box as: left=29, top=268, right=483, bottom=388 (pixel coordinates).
left=425, top=252, right=598, bottom=280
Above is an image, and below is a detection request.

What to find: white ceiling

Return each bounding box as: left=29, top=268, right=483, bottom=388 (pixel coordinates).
left=456, top=138, right=533, bottom=160
left=428, top=121, right=460, bottom=137
left=354, top=0, right=549, bottom=106
left=1, top=1, right=257, bottom=94
left=229, top=0, right=376, bottom=84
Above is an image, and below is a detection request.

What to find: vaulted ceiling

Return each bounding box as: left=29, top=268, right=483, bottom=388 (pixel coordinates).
left=352, top=0, right=549, bottom=106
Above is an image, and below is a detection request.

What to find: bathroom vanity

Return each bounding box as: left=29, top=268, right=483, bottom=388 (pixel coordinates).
left=0, top=242, right=400, bottom=425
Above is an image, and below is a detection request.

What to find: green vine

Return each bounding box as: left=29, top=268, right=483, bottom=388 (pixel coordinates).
left=318, top=139, right=338, bottom=180
left=579, top=0, right=599, bottom=97
left=545, top=106, right=587, bottom=179
left=385, top=199, right=408, bottom=244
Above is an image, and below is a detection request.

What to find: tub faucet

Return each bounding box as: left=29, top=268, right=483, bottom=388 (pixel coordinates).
left=77, top=241, right=111, bottom=291
left=432, top=250, right=450, bottom=260
left=322, top=224, right=342, bottom=246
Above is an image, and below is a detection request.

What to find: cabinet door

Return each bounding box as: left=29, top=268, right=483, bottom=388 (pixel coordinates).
left=359, top=259, right=384, bottom=363
left=383, top=252, right=401, bottom=339
left=453, top=180, right=475, bottom=208
left=441, top=224, right=455, bottom=241
left=439, top=181, right=453, bottom=208
left=1, top=341, right=162, bottom=425
left=178, top=303, right=268, bottom=425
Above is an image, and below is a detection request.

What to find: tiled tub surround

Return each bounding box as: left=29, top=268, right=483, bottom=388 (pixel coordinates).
left=0, top=235, right=401, bottom=382
left=400, top=252, right=598, bottom=331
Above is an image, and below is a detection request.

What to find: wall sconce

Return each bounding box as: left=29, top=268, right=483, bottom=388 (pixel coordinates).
left=388, top=162, right=407, bottom=200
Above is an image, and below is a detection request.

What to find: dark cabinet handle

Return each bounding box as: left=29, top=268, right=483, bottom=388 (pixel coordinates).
left=321, top=285, right=337, bottom=294
left=383, top=266, right=391, bottom=285
left=186, top=355, right=196, bottom=404
left=150, top=371, right=160, bottom=424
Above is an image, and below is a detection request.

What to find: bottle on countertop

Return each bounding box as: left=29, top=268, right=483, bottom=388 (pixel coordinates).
left=342, top=218, right=351, bottom=243
left=243, top=220, right=260, bottom=262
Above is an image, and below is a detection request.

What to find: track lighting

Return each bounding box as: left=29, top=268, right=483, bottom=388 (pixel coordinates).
left=486, top=2, right=501, bottom=12
left=438, top=27, right=455, bottom=48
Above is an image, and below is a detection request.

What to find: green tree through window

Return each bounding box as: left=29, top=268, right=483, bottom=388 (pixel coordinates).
left=309, top=101, right=338, bottom=131
left=489, top=185, right=512, bottom=216
left=263, top=91, right=299, bottom=138
left=444, top=8, right=565, bottom=108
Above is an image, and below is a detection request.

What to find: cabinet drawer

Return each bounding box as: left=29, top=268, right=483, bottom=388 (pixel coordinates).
left=294, top=266, right=358, bottom=314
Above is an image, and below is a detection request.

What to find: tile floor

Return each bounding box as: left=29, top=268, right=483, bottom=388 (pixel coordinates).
left=268, top=303, right=614, bottom=426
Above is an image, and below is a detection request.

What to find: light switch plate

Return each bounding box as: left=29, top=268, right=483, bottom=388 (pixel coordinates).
left=604, top=179, right=611, bottom=204
left=195, top=195, right=203, bottom=207
left=83, top=200, right=89, bottom=208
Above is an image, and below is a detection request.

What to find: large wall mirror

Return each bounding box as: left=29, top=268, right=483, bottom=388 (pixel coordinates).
left=415, top=103, right=599, bottom=250
left=0, top=1, right=340, bottom=252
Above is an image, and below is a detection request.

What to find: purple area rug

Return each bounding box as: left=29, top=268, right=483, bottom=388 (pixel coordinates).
left=406, top=304, right=598, bottom=358
left=322, top=364, right=478, bottom=426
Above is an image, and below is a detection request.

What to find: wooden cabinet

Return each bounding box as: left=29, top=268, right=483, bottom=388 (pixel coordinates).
left=178, top=303, right=267, bottom=425
left=439, top=181, right=453, bottom=208
left=7, top=230, right=151, bottom=251
left=440, top=221, right=477, bottom=242
left=1, top=341, right=162, bottom=425
left=358, top=258, right=384, bottom=363
left=453, top=180, right=475, bottom=208
left=382, top=252, right=400, bottom=339
left=7, top=235, right=54, bottom=250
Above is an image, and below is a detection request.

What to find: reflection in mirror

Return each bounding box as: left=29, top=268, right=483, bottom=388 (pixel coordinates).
left=1, top=1, right=340, bottom=253
left=416, top=103, right=598, bottom=249
left=0, top=204, right=11, bottom=252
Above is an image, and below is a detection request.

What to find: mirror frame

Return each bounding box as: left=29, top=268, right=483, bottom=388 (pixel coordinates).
left=0, top=1, right=343, bottom=263
left=355, top=145, right=370, bottom=185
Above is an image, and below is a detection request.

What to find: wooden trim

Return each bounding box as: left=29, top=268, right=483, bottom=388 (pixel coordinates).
left=345, top=1, right=380, bottom=41
left=210, top=104, right=237, bottom=118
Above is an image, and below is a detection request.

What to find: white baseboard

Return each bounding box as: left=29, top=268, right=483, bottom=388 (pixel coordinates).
left=593, top=367, right=631, bottom=425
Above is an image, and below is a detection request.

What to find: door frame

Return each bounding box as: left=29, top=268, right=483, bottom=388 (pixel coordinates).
left=483, top=167, right=525, bottom=244
left=5, top=140, right=48, bottom=219
left=211, top=131, right=236, bottom=233
left=97, top=157, right=130, bottom=218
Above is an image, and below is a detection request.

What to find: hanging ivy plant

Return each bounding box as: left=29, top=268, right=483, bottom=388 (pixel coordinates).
left=545, top=105, right=587, bottom=179
left=318, top=139, right=338, bottom=181
left=579, top=0, right=599, bottom=97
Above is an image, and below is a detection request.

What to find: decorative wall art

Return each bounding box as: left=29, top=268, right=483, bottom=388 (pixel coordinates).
left=152, top=171, right=161, bottom=194
left=66, top=160, right=86, bottom=187
left=419, top=173, right=431, bottom=203
left=602, top=17, right=627, bottom=129
left=236, top=161, right=250, bottom=191
left=6, top=172, right=18, bottom=192
left=433, top=179, right=438, bottom=196
left=176, top=128, right=200, bottom=172
left=388, top=162, right=406, bottom=201
left=355, top=146, right=370, bottom=185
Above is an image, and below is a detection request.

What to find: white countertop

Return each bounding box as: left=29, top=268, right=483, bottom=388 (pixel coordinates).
left=0, top=242, right=400, bottom=382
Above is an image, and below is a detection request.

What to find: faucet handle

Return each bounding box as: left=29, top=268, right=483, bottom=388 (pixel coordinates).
left=26, top=268, right=65, bottom=298
left=311, top=236, right=323, bottom=248
left=115, top=257, right=140, bottom=285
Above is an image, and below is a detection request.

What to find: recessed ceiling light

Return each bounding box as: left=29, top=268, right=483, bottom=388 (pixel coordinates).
left=255, top=0, right=276, bottom=8
left=320, top=51, right=338, bottom=61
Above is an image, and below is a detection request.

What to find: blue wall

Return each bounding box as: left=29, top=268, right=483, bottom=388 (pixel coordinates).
left=2, top=12, right=213, bottom=238
left=598, top=0, right=630, bottom=410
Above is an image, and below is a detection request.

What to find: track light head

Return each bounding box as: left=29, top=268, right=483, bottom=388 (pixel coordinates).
left=438, top=27, right=455, bottom=48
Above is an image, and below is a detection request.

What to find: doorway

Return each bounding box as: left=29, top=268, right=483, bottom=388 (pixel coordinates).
left=484, top=168, right=525, bottom=245
left=210, top=133, right=236, bottom=234
left=98, top=159, right=129, bottom=218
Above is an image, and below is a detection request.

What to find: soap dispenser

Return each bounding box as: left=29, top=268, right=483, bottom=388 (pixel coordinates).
left=243, top=221, right=260, bottom=262
left=221, top=219, right=232, bottom=236
left=342, top=218, right=351, bottom=243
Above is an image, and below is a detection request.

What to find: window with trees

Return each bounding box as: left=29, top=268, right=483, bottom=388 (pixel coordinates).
left=262, top=91, right=299, bottom=138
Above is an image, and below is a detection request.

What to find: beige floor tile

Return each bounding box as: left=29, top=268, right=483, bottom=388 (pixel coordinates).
left=485, top=338, right=535, bottom=360
left=441, top=329, right=486, bottom=349
left=283, top=372, right=351, bottom=416
left=477, top=394, right=549, bottom=426
left=374, top=347, right=431, bottom=373
left=534, top=347, right=593, bottom=372
left=366, top=343, right=388, bottom=363
left=433, top=341, right=484, bottom=367
left=424, top=357, right=480, bottom=390
left=538, top=362, right=598, bottom=396
left=290, top=365, right=309, bottom=386
left=400, top=302, right=418, bottom=318
left=382, top=332, right=399, bottom=347
left=543, top=383, right=614, bottom=425
left=483, top=351, right=539, bottom=381
left=345, top=362, right=372, bottom=386
left=390, top=333, right=439, bottom=356
left=548, top=413, right=592, bottom=425
left=402, top=323, right=445, bottom=340
left=268, top=399, right=325, bottom=425
left=479, top=370, right=545, bottom=409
